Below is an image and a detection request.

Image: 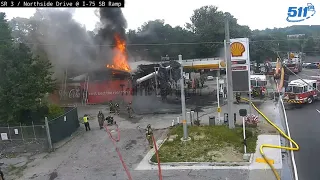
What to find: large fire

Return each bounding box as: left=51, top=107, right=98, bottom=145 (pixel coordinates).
left=106, top=34, right=131, bottom=72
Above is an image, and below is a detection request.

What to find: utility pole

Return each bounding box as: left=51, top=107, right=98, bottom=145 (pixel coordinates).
left=216, top=77, right=221, bottom=124
left=45, top=117, right=53, bottom=151
left=154, top=67, right=159, bottom=96
left=225, top=18, right=235, bottom=129
left=179, top=55, right=189, bottom=141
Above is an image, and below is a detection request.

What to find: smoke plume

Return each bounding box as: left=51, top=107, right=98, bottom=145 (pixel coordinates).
left=12, top=9, right=105, bottom=81
left=10, top=8, right=129, bottom=81
left=97, top=8, right=127, bottom=43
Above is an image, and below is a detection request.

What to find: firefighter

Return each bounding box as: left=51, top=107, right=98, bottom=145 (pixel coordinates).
left=97, top=111, right=105, bottom=129
left=127, top=102, right=133, bottom=118
left=83, top=114, right=91, bottom=131
left=114, top=103, right=120, bottom=115
left=106, top=115, right=114, bottom=125
left=109, top=100, right=114, bottom=113
left=236, top=92, right=241, bottom=103
left=145, top=124, right=153, bottom=149
left=259, top=88, right=264, bottom=99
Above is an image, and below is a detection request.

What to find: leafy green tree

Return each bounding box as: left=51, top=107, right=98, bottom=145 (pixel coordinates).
left=127, top=20, right=197, bottom=61
left=190, top=6, right=251, bottom=58
left=0, top=13, right=56, bottom=124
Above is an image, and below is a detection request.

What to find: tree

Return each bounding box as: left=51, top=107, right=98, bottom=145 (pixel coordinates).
left=0, top=13, right=56, bottom=124
left=190, top=6, right=251, bottom=58
left=126, top=20, right=197, bottom=61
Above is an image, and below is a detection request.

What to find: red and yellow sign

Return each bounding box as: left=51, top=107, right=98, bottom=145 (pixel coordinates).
left=230, top=42, right=245, bottom=57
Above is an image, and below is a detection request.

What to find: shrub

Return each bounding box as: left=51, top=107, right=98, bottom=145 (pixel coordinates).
left=48, top=104, right=64, bottom=120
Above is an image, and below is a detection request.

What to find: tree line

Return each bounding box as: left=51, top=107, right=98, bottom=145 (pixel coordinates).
left=126, top=6, right=320, bottom=62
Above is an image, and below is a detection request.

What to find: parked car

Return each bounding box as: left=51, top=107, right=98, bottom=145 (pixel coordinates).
left=302, top=63, right=311, bottom=68
left=305, top=63, right=319, bottom=69
left=207, top=76, right=214, bottom=80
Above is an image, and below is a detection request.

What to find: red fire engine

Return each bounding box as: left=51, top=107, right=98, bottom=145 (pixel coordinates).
left=250, top=74, right=267, bottom=96
left=283, top=79, right=320, bottom=104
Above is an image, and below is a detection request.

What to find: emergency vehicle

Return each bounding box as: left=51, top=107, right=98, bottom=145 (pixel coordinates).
left=250, top=74, right=267, bottom=96
left=283, top=79, right=320, bottom=104
left=283, top=52, right=303, bottom=74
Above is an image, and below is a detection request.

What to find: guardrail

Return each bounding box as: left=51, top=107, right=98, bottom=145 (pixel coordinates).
left=279, top=97, right=299, bottom=180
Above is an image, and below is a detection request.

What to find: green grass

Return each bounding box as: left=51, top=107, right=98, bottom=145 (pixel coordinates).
left=151, top=125, right=258, bottom=163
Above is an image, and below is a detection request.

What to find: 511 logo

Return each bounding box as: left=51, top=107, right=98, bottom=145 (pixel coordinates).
left=286, top=3, right=316, bottom=22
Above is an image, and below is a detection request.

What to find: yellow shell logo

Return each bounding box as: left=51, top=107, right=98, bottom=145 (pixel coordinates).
left=289, top=53, right=295, bottom=59
left=230, top=42, right=245, bottom=57
left=220, top=61, right=226, bottom=67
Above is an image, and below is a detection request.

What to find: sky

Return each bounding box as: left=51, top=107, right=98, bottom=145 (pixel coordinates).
left=1, top=0, right=319, bottom=31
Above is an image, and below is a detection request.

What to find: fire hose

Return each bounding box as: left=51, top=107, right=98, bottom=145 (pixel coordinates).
left=241, top=97, right=299, bottom=180
left=139, top=125, right=163, bottom=180
left=104, top=123, right=133, bottom=180
left=105, top=123, right=163, bottom=180
left=151, top=134, right=163, bottom=180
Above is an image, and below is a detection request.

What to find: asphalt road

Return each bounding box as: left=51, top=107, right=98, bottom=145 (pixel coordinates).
left=286, top=68, right=320, bottom=180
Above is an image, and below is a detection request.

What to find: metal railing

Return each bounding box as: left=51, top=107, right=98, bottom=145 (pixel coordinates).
left=279, top=97, right=299, bottom=180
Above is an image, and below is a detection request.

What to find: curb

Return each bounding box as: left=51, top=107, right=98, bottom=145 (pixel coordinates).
left=147, top=138, right=254, bottom=167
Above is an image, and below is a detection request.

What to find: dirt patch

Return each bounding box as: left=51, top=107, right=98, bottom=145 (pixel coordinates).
left=49, top=171, right=58, bottom=180
left=258, top=123, right=279, bottom=135
left=124, top=140, right=137, bottom=150
left=207, top=146, right=243, bottom=162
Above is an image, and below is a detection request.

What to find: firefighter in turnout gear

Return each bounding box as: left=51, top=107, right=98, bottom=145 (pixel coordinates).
left=109, top=100, right=114, bottom=113
left=127, top=102, right=133, bottom=118
left=146, top=124, right=153, bottom=148
left=97, top=111, right=105, bottom=129
left=114, top=103, right=120, bottom=115
left=236, top=93, right=241, bottom=103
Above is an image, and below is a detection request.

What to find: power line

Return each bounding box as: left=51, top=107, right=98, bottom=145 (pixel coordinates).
left=1, top=37, right=320, bottom=47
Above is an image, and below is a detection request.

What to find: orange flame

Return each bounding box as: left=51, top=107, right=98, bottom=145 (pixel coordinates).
left=106, top=34, right=131, bottom=72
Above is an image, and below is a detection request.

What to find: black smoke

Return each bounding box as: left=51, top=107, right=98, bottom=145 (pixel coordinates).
left=97, top=8, right=127, bottom=44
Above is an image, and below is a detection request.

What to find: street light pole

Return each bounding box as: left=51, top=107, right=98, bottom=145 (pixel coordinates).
left=225, top=18, right=235, bottom=129
left=179, top=55, right=189, bottom=141
left=216, top=77, right=221, bottom=124
left=154, top=67, right=159, bottom=96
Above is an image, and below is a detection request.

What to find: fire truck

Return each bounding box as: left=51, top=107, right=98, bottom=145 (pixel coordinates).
left=283, top=52, right=303, bottom=74
left=283, top=79, right=320, bottom=104
left=250, top=74, right=267, bottom=96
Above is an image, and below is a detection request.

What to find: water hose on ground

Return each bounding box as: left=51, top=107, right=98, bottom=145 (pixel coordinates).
left=241, top=97, right=299, bottom=180
left=104, top=124, right=133, bottom=180
left=152, top=135, right=163, bottom=180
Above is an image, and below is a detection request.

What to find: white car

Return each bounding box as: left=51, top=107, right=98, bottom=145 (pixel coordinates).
left=207, top=76, right=214, bottom=80
left=302, top=63, right=311, bottom=68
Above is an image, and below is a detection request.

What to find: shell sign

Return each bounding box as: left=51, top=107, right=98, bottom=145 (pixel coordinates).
left=230, top=38, right=249, bottom=61
left=219, top=60, right=226, bottom=68
left=230, top=42, right=245, bottom=57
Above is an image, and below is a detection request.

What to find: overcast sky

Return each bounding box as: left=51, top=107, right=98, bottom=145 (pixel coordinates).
left=1, top=0, right=319, bottom=31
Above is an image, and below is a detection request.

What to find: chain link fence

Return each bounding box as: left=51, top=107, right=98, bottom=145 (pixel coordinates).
left=0, top=107, right=80, bottom=154
left=0, top=122, right=48, bottom=154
